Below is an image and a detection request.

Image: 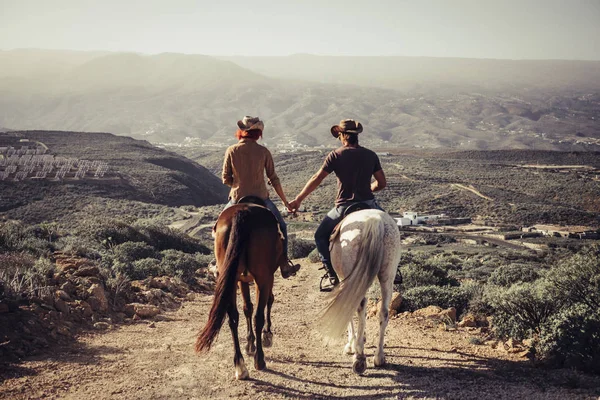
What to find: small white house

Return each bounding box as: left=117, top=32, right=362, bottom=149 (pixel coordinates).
left=395, top=211, right=446, bottom=226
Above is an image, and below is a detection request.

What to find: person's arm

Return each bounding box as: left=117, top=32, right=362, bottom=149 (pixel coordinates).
left=371, top=169, right=386, bottom=192
left=289, top=169, right=329, bottom=211
left=264, top=150, right=290, bottom=207
left=222, top=150, right=233, bottom=186
left=272, top=182, right=290, bottom=209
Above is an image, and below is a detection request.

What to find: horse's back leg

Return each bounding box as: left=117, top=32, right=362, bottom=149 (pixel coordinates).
left=253, top=278, right=273, bottom=371
left=352, top=297, right=368, bottom=374
left=345, top=320, right=356, bottom=355
left=240, top=281, right=256, bottom=356
left=262, top=292, right=274, bottom=348
left=374, top=275, right=393, bottom=367
left=226, top=302, right=248, bottom=380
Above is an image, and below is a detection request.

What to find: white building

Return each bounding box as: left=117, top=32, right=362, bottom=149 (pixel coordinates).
left=395, top=211, right=446, bottom=226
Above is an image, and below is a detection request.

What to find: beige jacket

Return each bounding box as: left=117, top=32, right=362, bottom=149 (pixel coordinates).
left=222, top=139, right=281, bottom=202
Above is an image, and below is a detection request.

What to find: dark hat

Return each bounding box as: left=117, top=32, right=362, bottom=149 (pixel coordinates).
left=330, top=119, right=363, bottom=138
left=237, top=116, right=264, bottom=131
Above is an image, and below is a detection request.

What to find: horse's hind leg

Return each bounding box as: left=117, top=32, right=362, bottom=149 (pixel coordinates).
left=345, top=320, right=356, bottom=355
left=227, top=303, right=249, bottom=380
left=352, top=297, right=368, bottom=375
left=374, top=278, right=393, bottom=367
left=262, top=292, right=274, bottom=348
left=240, top=282, right=256, bottom=356
left=253, top=281, right=272, bottom=371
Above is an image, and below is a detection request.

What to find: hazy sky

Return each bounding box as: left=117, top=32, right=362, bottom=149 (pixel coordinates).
left=1, top=0, right=599, bottom=60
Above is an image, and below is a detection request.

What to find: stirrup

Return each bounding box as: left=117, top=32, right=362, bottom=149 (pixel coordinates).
left=394, top=271, right=403, bottom=285
left=318, top=265, right=339, bottom=292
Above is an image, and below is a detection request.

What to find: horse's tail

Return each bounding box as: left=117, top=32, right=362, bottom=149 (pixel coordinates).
left=195, top=209, right=249, bottom=353
left=319, top=214, right=386, bottom=338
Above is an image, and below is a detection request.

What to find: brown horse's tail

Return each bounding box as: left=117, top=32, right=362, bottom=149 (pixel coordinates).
left=195, top=208, right=250, bottom=353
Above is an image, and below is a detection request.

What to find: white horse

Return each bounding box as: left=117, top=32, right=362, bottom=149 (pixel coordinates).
left=318, top=209, right=402, bottom=374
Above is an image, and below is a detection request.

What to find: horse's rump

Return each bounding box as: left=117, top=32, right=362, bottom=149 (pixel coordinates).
left=319, top=209, right=392, bottom=338
left=196, top=204, right=281, bottom=353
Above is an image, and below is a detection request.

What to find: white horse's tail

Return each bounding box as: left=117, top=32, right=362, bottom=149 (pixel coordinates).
left=318, top=214, right=385, bottom=338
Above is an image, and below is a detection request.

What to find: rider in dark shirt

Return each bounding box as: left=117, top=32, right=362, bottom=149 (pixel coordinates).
left=288, top=119, right=386, bottom=291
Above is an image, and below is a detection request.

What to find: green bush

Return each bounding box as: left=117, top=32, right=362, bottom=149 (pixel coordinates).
left=84, top=219, right=147, bottom=248
left=131, top=258, right=162, bottom=280
left=488, top=263, right=540, bottom=287
left=159, top=249, right=203, bottom=283
left=545, top=245, right=600, bottom=309
left=135, top=223, right=210, bottom=254
left=484, top=281, right=557, bottom=340
left=0, top=253, right=52, bottom=299
left=113, top=242, right=157, bottom=263
left=288, top=235, right=315, bottom=259
left=0, top=221, right=54, bottom=256
left=538, top=304, right=600, bottom=374
left=402, top=285, right=474, bottom=316
left=307, top=248, right=321, bottom=263
left=56, top=235, right=103, bottom=259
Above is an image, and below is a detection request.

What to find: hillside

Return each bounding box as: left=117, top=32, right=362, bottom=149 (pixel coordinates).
left=180, top=147, right=600, bottom=228
left=0, top=130, right=229, bottom=225
left=0, top=50, right=598, bottom=150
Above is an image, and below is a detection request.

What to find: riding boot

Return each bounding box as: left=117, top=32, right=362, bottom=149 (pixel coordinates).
left=280, top=258, right=300, bottom=279
left=319, top=261, right=339, bottom=292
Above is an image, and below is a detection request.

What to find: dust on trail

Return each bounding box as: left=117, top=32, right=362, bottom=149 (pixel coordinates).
left=1, top=262, right=598, bottom=400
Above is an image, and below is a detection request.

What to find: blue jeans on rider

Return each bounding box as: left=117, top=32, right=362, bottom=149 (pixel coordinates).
left=314, top=199, right=383, bottom=267
left=225, top=198, right=288, bottom=258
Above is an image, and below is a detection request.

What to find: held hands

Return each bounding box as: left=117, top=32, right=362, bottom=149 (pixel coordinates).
left=287, top=198, right=302, bottom=213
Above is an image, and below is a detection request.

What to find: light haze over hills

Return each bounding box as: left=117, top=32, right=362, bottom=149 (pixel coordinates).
left=0, top=49, right=599, bottom=150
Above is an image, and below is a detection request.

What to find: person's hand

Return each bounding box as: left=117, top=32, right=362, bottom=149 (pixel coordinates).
left=288, top=199, right=301, bottom=213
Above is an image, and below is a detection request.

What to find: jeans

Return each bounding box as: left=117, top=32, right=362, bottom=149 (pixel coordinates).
left=224, top=198, right=288, bottom=258
left=314, top=199, right=383, bottom=265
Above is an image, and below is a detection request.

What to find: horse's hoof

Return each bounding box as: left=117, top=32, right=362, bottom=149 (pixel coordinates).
left=352, top=356, right=367, bottom=375
left=246, top=343, right=256, bottom=356
left=235, top=363, right=249, bottom=380
left=262, top=332, right=273, bottom=348
left=344, top=343, right=355, bottom=355
left=255, top=359, right=266, bottom=371
left=374, top=354, right=386, bottom=367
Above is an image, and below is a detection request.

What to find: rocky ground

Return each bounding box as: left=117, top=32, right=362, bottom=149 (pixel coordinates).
left=1, top=260, right=600, bottom=400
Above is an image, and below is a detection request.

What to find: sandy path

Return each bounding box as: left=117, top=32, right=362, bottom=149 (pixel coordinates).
left=1, top=262, right=597, bottom=400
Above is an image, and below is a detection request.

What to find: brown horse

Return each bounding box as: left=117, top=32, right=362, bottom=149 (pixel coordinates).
left=195, top=203, right=282, bottom=380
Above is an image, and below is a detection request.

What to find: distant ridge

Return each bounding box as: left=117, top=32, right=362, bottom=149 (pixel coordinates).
left=0, top=49, right=599, bottom=151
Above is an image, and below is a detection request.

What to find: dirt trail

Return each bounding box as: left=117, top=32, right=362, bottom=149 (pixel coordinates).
left=451, top=184, right=494, bottom=202
left=1, top=262, right=598, bottom=400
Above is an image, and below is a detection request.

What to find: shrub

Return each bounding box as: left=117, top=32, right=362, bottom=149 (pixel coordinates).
left=131, top=258, right=162, bottom=280
left=487, top=263, right=540, bottom=287
left=0, top=221, right=53, bottom=256
left=75, top=218, right=146, bottom=249
left=538, top=304, right=600, bottom=374
left=0, top=253, right=52, bottom=299
left=159, top=249, right=203, bottom=283
left=307, top=248, right=321, bottom=263
left=484, top=281, right=557, bottom=340
left=402, top=285, right=474, bottom=316
left=400, top=257, right=459, bottom=290
left=545, top=245, right=600, bottom=309
left=56, top=235, right=103, bottom=259
left=135, top=223, right=210, bottom=254
left=288, top=235, right=315, bottom=259
left=113, top=242, right=157, bottom=264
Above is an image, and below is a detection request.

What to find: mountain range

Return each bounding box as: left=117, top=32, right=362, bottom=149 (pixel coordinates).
left=1, top=49, right=599, bottom=150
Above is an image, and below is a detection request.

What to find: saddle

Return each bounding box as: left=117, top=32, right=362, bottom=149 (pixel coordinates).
left=236, top=195, right=267, bottom=207
left=328, top=202, right=372, bottom=248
